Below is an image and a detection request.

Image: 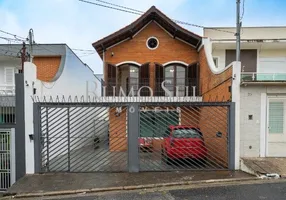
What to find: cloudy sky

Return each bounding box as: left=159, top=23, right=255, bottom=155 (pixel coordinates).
left=1, top=0, right=286, bottom=74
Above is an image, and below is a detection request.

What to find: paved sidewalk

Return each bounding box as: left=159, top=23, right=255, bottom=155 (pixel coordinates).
left=242, top=157, right=286, bottom=177
left=6, top=171, right=253, bottom=197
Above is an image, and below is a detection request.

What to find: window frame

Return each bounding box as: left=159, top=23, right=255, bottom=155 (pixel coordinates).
left=146, top=36, right=159, bottom=50
left=213, top=57, right=219, bottom=68
left=164, top=64, right=187, bottom=96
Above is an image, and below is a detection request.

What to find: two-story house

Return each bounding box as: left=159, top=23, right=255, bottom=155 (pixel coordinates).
left=92, top=6, right=240, bottom=171
left=204, top=26, right=286, bottom=158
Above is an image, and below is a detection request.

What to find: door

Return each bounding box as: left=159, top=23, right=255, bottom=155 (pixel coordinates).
left=0, top=129, right=11, bottom=190
left=267, top=98, right=286, bottom=157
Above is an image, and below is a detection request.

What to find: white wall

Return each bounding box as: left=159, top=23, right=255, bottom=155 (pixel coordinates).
left=204, top=27, right=286, bottom=40
left=24, top=45, right=101, bottom=173
left=211, top=49, right=226, bottom=69
left=240, top=85, right=286, bottom=157
left=212, top=48, right=286, bottom=70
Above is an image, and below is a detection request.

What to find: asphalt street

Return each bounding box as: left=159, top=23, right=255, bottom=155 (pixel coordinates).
left=25, top=180, right=286, bottom=200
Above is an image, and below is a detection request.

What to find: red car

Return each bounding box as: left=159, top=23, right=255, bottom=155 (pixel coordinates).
left=161, top=125, right=207, bottom=163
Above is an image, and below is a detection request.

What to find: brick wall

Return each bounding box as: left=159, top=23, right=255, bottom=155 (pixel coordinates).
left=198, top=48, right=233, bottom=167
left=109, top=107, right=127, bottom=152
left=104, top=22, right=199, bottom=91
left=199, top=47, right=232, bottom=102
left=33, top=56, right=61, bottom=82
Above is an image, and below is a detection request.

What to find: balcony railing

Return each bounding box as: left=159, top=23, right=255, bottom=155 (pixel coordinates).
left=0, top=85, right=15, bottom=96
left=104, top=78, right=199, bottom=97
left=0, top=95, right=15, bottom=124
left=241, top=73, right=286, bottom=82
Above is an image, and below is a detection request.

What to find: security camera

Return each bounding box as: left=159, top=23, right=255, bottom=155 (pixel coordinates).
left=111, top=52, right=114, bottom=57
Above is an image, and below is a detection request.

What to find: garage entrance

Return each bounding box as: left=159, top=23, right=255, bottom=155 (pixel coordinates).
left=33, top=101, right=235, bottom=173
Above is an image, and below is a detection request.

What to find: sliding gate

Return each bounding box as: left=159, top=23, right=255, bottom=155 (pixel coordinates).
left=34, top=102, right=235, bottom=173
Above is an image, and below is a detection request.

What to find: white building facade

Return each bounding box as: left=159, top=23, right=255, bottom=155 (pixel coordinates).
left=204, top=26, right=286, bottom=158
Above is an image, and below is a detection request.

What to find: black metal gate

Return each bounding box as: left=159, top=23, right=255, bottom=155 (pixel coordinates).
left=34, top=102, right=235, bottom=173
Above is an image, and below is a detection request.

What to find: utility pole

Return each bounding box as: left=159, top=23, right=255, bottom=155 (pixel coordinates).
left=236, top=0, right=241, bottom=61
left=20, top=42, right=27, bottom=73
left=28, top=29, right=34, bottom=62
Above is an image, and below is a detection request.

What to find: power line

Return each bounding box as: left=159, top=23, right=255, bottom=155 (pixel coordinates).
left=0, top=29, right=27, bottom=40
left=72, top=48, right=96, bottom=52
left=78, top=0, right=236, bottom=34
left=240, top=0, right=245, bottom=21
left=79, top=0, right=142, bottom=15
left=91, top=0, right=143, bottom=14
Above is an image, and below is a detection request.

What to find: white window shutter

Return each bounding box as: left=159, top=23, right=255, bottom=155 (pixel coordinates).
left=4, top=68, right=15, bottom=85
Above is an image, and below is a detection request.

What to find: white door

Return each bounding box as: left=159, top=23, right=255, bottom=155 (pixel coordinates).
left=267, top=98, right=286, bottom=157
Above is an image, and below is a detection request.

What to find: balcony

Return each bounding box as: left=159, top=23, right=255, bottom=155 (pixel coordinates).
left=0, top=85, right=15, bottom=96
left=241, top=73, right=286, bottom=84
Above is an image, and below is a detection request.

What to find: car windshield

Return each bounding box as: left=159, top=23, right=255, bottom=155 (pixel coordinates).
left=172, top=129, right=201, bottom=138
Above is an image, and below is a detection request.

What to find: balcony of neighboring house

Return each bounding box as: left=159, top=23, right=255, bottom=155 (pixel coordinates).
left=208, top=38, right=286, bottom=85
left=0, top=84, right=15, bottom=96
left=241, top=72, right=286, bottom=84
left=103, top=62, right=201, bottom=101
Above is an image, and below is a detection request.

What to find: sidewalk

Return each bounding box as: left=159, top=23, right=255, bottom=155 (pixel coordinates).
left=241, top=157, right=286, bottom=177
left=6, top=171, right=255, bottom=198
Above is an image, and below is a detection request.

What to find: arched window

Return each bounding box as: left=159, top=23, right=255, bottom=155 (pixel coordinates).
left=164, top=64, right=186, bottom=96
left=118, top=64, right=139, bottom=95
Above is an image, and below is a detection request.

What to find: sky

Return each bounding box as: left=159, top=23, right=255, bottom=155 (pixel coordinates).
left=1, top=0, right=286, bottom=74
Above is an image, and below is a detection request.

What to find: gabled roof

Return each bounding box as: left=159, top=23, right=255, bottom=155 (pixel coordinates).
left=92, top=6, right=202, bottom=58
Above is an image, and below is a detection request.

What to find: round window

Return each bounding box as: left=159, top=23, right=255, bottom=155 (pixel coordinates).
left=146, top=37, right=159, bottom=50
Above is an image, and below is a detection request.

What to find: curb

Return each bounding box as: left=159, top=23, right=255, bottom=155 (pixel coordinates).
left=6, top=177, right=260, bottom=198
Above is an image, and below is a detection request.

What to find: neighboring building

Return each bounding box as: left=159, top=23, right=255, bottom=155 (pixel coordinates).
left=0, top=43, right=98, bottom=189
left=94, top=74, right=104, bottom=96
left=92, top=6, right=240, bottom=169
left=204, top=26, right=286, bottom=158
left=0, top=44, right=97, bottom=97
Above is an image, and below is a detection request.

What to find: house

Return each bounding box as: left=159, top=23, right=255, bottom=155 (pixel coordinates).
left=91, top=6, right=240, bottom=171
left=204, top=26, right=286, bottom=158
left=0, top=43, right=98, bottom=189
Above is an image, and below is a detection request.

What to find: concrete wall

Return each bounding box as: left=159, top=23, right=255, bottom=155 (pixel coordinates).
left=211, top=48, right=286, bottom=70
left=240, top=85, right=286, bottom=157
left=204, top=27, right=286, bottom=40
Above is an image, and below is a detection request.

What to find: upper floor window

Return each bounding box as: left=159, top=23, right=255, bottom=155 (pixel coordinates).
left=165, top=65, right=186, bottom=96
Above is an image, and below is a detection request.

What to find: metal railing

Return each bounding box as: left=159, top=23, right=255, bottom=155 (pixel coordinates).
left=0, top=130, right=11, bottom=190
left=241, top=72, right=286, bottom=82
left=0, top=85, right=15, bottom=96
left=0, top=96, right=15, bottom=125
left=104, top=78, right=199, bottom=97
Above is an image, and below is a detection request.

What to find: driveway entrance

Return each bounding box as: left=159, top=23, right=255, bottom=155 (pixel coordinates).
left=33, top=101, right=235, bottom=173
